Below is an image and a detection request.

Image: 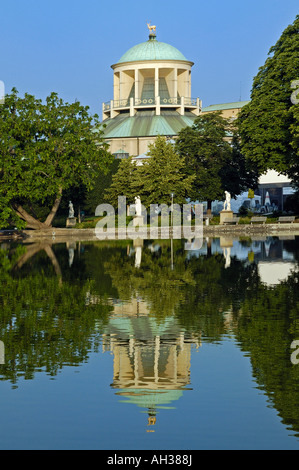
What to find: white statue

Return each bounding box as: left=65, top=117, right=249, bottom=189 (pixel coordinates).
left=68, top=201, right=75, bottom=218
left=223, top=191, right=231, bottom=211
left=135, top=196, right=142, bottom=217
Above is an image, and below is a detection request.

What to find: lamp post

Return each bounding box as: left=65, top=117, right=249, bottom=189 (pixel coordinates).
left=170, top=192, right=174, bottom=228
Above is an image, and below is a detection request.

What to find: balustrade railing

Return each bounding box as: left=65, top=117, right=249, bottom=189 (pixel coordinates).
left=184, top=97, right=198, bottom=106
left=113, top=99, right=130, bottom=108
left=160, top=97, right=181, bottom=105
left=103, top=97, right=199, bottom=112
left=134, top=97, right=156, bottom=106
left=103, top=101, right=111, bottom=112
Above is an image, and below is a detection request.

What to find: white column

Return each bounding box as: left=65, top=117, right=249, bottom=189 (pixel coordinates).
left=173, top=68, right=178, bottom=100
left=130, top=97, right=134, bottom=116
left=119, top=71, right=123, bottom=100
left=180, top=96, right=185, bottom=115
left=134, top=346, right=140, bottom=387
left=113, top=72, right=119, bottom=101
left=156, top=96, right=160, bottom=116
left=154, top=336, right=160, bottom=383
left=174, top=346, right=177, bottom=382
left=134, top=68, right=139, bottom=102
left=185, top=72, right=189, bottom=98
left=129, top=337, right=134, bottom=357
left=155, top=67, right=159, bottom=98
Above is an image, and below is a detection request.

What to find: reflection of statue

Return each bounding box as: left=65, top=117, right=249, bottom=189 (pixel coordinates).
left=134, top=196, right=142, bottom=217
left=223, top=191, right=231, bottom=211
left=184, top=238, right=203, bottom=251
left=68, top=248, right=74, bottom=267
left=135, top=246, right=142, bottom=268
left=223, top=247, right=231, bottom=268
left=68, top=201, right=75, bottom=218
left=66, top=242, right=76, bottom=267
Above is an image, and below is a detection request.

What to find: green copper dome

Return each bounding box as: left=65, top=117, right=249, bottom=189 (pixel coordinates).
left=99, top=110, right=197, bottom=139
left=116, top=35, right=189, bottom=64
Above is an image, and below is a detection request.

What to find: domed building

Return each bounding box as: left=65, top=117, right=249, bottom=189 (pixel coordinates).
left=99, top=26, right=202, bottom=156
left=97, top=26, right=294, bottom=210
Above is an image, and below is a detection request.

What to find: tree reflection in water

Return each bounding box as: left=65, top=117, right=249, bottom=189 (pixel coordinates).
left=0, top=236, right=299, bottom=435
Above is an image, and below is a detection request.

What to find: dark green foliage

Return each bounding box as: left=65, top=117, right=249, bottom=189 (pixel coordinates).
left=135, top=136, right=195, bottom=207
left=105, top=156, right=139, bottom=207
left=84, top=158, right=120, bottom=215
left=105, top=136, right=194, bottom=208
left=0, top=89, right=111, bottom=229
left=238, top=15, right=299, bottom=183
left=175, top=112, right=258, bottom=207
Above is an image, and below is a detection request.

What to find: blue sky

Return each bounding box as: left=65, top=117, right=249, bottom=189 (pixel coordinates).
left=0, top=0, right=298, bottom=116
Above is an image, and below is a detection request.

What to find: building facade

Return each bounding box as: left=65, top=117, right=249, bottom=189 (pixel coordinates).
left=99, top=27, right=201, bottom=156
left=98, top=27, right=294, bottom=211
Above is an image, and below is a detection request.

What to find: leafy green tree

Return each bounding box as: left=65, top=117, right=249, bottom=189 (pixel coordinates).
left=175, top=112, right=256, bottom=209
left=84, top=158, right=120, bottom=215
left=0, top=89, right=112, bottom=229
left=105, top=156, right=139, bottom=207
left=219, top=132, right=259, bottom=197
left=290, top=104, right=299, bottom=184
left=134, top=136, right=195, bottom=207
left=105, top=136, right=194, bottom=209
left=237, top=15, right=299, bottom=183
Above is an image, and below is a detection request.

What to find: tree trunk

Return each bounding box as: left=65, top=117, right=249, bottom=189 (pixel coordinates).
left=207, top=200, right=212, bottom=217
left=13, top=243, right=62, bottom=284
left=12, top=188, right=63, bottom=230
left=44, top=188, right=63, bottom=227
left=12, top=204, right=48, bottom=230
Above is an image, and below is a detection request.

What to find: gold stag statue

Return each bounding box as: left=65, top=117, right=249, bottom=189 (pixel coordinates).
left=147, top=22, right=156, bottom=34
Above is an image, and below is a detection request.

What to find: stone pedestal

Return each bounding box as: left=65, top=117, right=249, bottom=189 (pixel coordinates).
left=133, top=238, right=144, bottom=247
left=220, top=210, right=234, bottom=225
left=220, top=236, right=234, bottom=248
left=66, top=217, right=77, bottom=228
left=133, top=216, right=145, bottom=227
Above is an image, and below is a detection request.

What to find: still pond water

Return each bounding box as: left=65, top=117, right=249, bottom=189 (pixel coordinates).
left=0, top=235, right=299, bottom=450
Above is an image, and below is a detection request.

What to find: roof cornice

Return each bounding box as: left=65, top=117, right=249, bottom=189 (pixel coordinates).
left=111, top=59, right=194, bottom=70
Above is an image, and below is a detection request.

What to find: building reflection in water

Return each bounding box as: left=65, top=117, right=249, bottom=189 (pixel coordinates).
left=101, top=298, right=200, bottom=431
left=85, top=235, right=299, bottom=432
